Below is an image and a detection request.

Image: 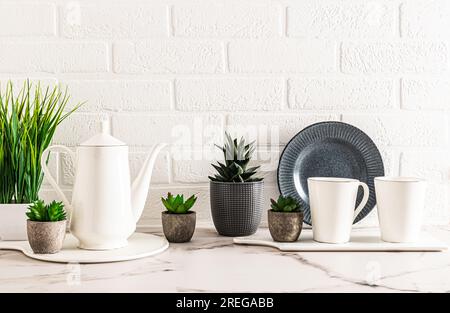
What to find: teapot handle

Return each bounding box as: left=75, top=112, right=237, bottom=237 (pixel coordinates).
left=41, top=145, right=74, bottom=218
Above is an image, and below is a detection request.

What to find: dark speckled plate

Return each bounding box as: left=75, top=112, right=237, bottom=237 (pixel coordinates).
left=277, top=122, right=384, bottom=225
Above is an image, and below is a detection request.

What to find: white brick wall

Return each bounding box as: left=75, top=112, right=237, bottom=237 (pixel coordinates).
left=0, top=0, right=447, bottom=226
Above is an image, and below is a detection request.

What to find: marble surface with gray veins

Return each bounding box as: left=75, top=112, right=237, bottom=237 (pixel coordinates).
left=0, top=226, right=449, bottom=292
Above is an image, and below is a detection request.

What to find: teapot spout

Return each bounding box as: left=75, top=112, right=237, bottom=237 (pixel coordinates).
left=131, top=143, right=167, bottom=223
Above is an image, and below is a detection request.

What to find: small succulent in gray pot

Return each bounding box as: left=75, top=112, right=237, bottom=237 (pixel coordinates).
left=161, top=193, right=197, bottom=243
left=269, top=196, right=303, bottom=242
left=209, top=133, right=264, bottom=237
left=26, top=200, right=67, bottom=254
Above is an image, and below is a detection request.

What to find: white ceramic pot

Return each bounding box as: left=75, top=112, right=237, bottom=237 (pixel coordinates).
left=375, top=177, right=426, bottom=243
left=0, top=203, right=30, bottom=240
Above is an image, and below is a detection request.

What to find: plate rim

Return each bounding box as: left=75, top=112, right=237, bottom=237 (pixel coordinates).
left=276, top=121, right=385, bottom=225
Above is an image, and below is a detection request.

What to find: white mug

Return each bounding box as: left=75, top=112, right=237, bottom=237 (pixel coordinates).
left=375, top=177, right=426, bottom=243
left=308, top=177, right=370, bottom=244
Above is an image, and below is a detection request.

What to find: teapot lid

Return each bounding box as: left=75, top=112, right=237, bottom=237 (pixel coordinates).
left=80, top=120, right=126, bottom=147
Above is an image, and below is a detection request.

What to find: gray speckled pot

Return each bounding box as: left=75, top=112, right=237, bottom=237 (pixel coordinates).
left=210, top=181, right=264, bottom=237
left=268, top=210, right=303, bottom=242
left=162, top=211, right=196, bottom=243
left=27, top=220, right=67, bottom=254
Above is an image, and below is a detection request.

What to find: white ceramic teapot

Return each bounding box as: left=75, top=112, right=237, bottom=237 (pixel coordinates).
left=41, top=120, right=167, bottom=250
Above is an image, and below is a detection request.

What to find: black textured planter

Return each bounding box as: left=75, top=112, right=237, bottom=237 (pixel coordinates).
left=268, top=210, right=303, bottom=242
left=210, top=181, right=264, bottom=236
left=162, top=211, right=196, bottom=243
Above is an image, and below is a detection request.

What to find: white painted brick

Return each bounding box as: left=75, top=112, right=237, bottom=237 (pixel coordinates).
left=287, top=2, right=394, bottom=38
left=173, top=4, right=280, bottom=38
left=342, top=113, right=448, bottom=147
left=0, top=3, right=55, bottom=36
left=288, top=79, right=393, bottom=110
left=112, top=113, right=224, bottom=147
left=402, top=79, right=450, bottom=110
left=60, top=149, right=75, bottom=187
left=38, top=189, right=72, bottom=205
left=63, top=80, right=171, bottom=112
left=175, top=78, right=283, bottom=111
left=228, top=40, right=336, bottom=73
left=129, top=150, right=170, bottom=185
left=401, top=150, right=450, bottom=182
left=172, top=148, right=279, bottom=184
left=421, top=182, right=449, bottom=225
left=53, top=114, right=103, bottom=146
left=227, top=113, right=339, bottom=145
left=379, top=148, right=398, bottom=177
left=42, top=153, right=58, bottom=187
left=342, top=42, right=448, bottom=74
left=0, top=42, right=108, bottom=73
left=260, top=184, right=281, bottom=227
left=61, top=4, right=167, bottom=38
left=114, top=41, right=223, bottom=74
left=0, top=78, right=58, bottom=94
left=173, top=159, right=215, bottom=183
left=401, top=1, right=450, bottom=38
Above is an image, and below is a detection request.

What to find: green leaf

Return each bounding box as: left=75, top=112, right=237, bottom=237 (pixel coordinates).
left=184, top=195, right=197, bottom=210
left=161, top=198, right=173, bottom=211
left=161, top=193, right=197, bottom=214
left=25, top=199, right=66, bottom=222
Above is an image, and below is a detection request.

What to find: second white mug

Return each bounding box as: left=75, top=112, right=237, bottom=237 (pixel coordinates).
left=308, top=177, right=369, bottom=244
left=375, top=177, right=426, bottom=243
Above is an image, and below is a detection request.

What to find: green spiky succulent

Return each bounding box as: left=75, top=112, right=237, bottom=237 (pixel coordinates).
left=161, top=193, right=197, bottom=214
left=209, top=132, right=263, bottom=183
left=270, top=195, right=302, bottom=213
left=26, top=200, right=67, bottom=222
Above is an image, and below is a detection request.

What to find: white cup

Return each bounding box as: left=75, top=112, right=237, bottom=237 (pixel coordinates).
left=308, top=177, right=369, bottom=244
left=375, top=177, right=426, bottom=243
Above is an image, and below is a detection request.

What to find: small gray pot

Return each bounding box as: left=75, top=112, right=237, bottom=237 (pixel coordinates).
left=162, top=211, right=196, bottom=243
left=210, top=181, right=264, bottom=237
left=268, top=210, right=303, bottom=242
left=27, top=220, right=67, bottom=254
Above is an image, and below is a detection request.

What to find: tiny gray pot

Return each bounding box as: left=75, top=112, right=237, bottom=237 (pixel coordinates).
left=210, top=181, right=264, bottom=237
left=162, top=211, right=196, bottom=243
left=27, top=220, right=67, bottom=254
left=268, top=210, right=303, bottom=242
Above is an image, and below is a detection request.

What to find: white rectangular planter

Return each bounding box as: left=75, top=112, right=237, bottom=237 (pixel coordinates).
left=0, top=203, right=30, bottom=240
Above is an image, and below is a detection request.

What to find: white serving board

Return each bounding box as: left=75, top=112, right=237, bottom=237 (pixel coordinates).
left=233, top=229, right=447, bottom=252
left=0, top=233, right=169, bottom=263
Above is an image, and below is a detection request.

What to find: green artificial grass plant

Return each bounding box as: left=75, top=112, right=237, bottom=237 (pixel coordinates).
left=0, top=80, right=83, bottom=203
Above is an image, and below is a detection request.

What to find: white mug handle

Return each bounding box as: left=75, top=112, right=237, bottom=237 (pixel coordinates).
left=353, top=182, right=370, bottom=222
left=41, top=145, right=74, bottom=220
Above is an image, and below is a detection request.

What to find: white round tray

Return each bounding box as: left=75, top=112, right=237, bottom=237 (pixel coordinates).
left=0, top=233, right=169, bottom=263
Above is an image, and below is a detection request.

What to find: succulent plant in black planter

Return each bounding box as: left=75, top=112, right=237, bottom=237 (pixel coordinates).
left=161, top=193, right=197, bottom=243
left=209, top=133, right=264, bottom=236
left=268, top=195, right=304, bottom=242
left=26, top=200, right=67, bottom=254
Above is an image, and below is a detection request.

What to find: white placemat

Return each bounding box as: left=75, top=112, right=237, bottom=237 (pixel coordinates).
left=233, top=229, right=447, bottom=252
left=0, top=233, right=169, bottom=263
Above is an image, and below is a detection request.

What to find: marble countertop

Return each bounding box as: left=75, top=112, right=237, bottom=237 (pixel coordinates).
left=1, top=226, right=449, bottom=293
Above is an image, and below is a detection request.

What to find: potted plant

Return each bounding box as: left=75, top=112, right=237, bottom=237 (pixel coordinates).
left=209, top=133, right=264, bottom=236
left=0, top=80, right=82, bottom=240
left=161, top=193, right=197, bottom=243
left=26, top=200, right=67, bottom=254
left=269, top=195, right=304, bottom=242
